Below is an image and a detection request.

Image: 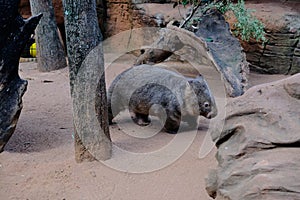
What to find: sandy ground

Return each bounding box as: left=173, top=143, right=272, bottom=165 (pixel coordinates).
left=0, top=54, right=289, bottom=200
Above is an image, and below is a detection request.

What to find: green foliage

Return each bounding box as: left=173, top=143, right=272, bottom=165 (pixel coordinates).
left=180, top=0, right=201, bottom=6
left=218, top=0, right=266, bottom=42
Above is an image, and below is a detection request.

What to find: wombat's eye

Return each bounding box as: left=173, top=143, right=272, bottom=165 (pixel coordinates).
left=204, top=102, right=210, bottom=108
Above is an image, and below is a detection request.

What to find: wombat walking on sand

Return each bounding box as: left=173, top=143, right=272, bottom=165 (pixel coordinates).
left=107, top=64, right=217, bottom=134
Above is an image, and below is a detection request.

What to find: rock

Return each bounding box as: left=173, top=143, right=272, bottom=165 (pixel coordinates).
left=238, top=1, right=300, bottom=74
left=207, top=73, right=300, bottom=199
left=0, top=2, right=42, bottom=152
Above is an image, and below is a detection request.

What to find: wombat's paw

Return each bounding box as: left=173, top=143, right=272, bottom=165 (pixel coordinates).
left=109, top=120, right=116, bottom=125
left=184, top=116, right=198, bottom=129
left=164, top=122, right=179, bottom=134
left=132, top=116, right=151, bottom=126
left=164, top=128, right=179, bottom=134
left=137, top=119, right=151, bottom=126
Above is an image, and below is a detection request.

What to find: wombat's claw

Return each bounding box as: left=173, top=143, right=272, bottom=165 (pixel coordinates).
left=137, top=120, right=151, bottom=126
left=132, top=117, right=151, bottom=126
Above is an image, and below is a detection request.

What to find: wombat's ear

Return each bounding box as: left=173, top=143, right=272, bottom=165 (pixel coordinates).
left=188, top=79, right=196, bottom=85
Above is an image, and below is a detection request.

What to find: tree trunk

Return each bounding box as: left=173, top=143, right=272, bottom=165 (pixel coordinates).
left=0, top=0, right=42, bottom=152
left=30, top=0, right=67, bottom=72
left=62, top=0, right=112, bottom=162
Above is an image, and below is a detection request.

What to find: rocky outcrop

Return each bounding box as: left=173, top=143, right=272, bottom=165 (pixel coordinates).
left=206, top=73, right=300, bottom=199
left=240, top=1, right=300, bottom=74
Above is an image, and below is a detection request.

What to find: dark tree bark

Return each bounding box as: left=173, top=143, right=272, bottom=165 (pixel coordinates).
left=62, top=0, right=111, bottom=162
left=0, top=0, right=42, bottom=152
left=30, top=0, right=67, bottom=72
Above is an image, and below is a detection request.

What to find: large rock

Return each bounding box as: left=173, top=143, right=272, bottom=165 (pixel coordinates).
left=239, top=1, right=300, bottom=74
left=206, top=73, right=300, bottom=199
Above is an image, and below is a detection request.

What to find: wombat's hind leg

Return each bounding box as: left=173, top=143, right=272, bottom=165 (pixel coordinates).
left=132, top=113, right=151, bottom=126
left=163, top=117, right=180, bottom=134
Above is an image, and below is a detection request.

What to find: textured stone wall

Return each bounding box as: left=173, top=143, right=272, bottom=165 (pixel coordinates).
left=240, top=22, right=300, bottom=75
left=239, top=1, right=300, bottom=74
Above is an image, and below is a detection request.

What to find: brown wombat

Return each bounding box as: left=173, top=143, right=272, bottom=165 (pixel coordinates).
left=107, top=64, right=217, bottom=134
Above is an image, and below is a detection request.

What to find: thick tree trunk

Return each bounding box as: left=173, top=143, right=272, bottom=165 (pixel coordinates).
left=0, top=0, right=42, bottom=152
left=62, top=0, right=112, bottom=162
left=30, top=0, right=67, bottom=72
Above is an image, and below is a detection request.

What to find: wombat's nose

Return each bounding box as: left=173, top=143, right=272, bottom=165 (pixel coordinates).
left=206, top=113, right=212, bottom=119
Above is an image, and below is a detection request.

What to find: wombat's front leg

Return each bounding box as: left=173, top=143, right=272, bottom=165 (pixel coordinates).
left=183, top=115, right=198, bottom=129
left=108, top=105, right=115, bottom=125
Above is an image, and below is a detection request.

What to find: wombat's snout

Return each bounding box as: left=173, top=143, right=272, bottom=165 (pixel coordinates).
left=206, top=109, right=218, bottom=119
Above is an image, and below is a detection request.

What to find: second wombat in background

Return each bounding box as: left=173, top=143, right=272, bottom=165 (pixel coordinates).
left=107, top=64, right=217, bottom=134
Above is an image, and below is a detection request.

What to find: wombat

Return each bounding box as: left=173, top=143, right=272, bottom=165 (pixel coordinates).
left=107, top=64, right=217, bottom=134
